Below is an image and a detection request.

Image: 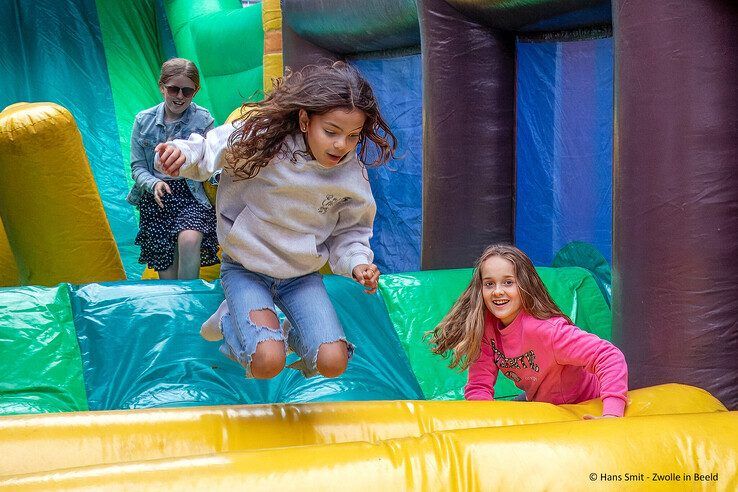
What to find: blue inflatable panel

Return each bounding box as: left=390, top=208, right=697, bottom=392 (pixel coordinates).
left=351, top=55, right=423, bottom=274
left=70, top=277, right=422, bottom=410
left=515, top=38, right=613, bottom=266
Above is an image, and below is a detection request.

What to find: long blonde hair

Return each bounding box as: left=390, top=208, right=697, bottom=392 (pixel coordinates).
left=427, top=244, right=572, bottom=370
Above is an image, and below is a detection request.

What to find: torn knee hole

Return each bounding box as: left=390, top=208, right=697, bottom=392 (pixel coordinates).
left=248, top=308, right=280, bottom=331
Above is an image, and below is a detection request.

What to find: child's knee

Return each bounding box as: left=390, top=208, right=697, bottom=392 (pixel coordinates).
left=316, top=341, right=348, bottom=378
left=249, top=308, right=279, bottom=329
left=250, top=339, right=286, bottom=379
left=177, top=230, right=202, bottom=252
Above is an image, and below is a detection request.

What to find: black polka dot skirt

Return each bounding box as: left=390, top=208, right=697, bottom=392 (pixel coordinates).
left=135, top=179, right=220, bottom=272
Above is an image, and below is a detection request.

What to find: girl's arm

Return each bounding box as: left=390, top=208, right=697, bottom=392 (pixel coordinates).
left=551, top=322, right=628, bottom=416
left=130, top=118, right=161, bottom=193
left=156, top=124, right=234, bottom=182
left=464, top=335, right=499, bottom=400
left=201, top=120, right=221, bottom=184
left=324, top=196, right=376, bottom=278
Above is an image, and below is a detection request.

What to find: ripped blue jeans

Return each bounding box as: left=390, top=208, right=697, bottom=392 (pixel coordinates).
left=219, top=258, right=354, bottom=378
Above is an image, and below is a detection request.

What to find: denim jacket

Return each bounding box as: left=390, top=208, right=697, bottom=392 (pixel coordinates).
left=126, top=102, right=215, bottom=208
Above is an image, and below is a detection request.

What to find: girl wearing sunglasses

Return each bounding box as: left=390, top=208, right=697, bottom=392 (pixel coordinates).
left=126, top=58, right=219, bottom=279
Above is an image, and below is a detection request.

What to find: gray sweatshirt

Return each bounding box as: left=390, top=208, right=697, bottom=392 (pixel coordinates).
left=165, top=124, right=375, bottom=279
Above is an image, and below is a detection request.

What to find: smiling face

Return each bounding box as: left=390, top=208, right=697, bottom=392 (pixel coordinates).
left=299, top=108, right=366, bottom=168
left=480, top=255, right=523, bottom=327
left=159, top=74, right=197, bottom=121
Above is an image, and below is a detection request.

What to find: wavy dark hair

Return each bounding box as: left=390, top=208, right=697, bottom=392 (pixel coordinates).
left=427, top=244, right=573, bottom=371
left=225, top=61, right=397, bottom=180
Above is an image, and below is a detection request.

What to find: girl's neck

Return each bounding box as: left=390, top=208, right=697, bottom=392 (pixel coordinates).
left=164, top=107, right=183, bottom=124
left=301, top=132, right=315, bottom=160
left=496, top=310, right=524, bottom=330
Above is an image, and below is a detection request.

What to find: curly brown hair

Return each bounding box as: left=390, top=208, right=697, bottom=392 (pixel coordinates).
left=427, top=244, right=572, bottom=371
left=225, top=61, right=397, bottom=180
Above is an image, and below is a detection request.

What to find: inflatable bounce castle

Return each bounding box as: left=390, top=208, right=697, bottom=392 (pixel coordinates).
left=0, top=0, right=736, bottom=489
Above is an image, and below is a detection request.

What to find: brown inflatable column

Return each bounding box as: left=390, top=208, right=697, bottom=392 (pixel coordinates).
left=613, top=1, right=738, bottom=408
left=282, top=23, right=338, bottom=71
left=419, top=0, right=515, bottom=269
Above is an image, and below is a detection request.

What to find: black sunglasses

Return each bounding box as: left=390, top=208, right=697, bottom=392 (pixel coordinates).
left=164, top=84, right=196, bottom=98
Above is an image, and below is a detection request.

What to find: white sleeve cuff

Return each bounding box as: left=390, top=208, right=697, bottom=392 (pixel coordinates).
left=347, top=253, right=372, bottom=277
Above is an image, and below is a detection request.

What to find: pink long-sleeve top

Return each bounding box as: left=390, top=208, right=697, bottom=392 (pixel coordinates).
left=465, top=310, right=628, bottom=416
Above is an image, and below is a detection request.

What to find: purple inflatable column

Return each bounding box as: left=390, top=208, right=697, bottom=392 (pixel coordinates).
left=613, top=1, right=738, bottom=408
left=418, top=0, right=515, bottom=269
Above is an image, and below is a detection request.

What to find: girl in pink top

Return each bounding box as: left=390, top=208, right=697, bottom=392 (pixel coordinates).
left=428, top=244, right=628, bottom=418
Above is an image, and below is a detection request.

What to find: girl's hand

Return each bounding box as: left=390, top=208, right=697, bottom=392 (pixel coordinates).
left=352, top=263, right=380, bottom=294
left=155, top=143, right=185, bottom=177
left=153, top=181, right=172, bottom=208
left=582, top=414, right=618, bottom=420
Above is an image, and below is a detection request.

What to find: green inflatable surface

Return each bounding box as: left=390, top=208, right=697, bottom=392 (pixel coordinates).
left=554, top=241, right=613, bottom=306
left=164, top=0, right=264, bottom=123
left=0, top=285, right=88, bottom=415
left=0, top=267, right=610, bottom=415
left=96, top=0, right=169, bottom=194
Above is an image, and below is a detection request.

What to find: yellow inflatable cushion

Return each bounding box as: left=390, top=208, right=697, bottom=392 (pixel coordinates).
left=0, top=103, right=124, bottom=285
left=1, top=411, right=734, bottom=491
left=0, top=384, right=725, bottom=478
